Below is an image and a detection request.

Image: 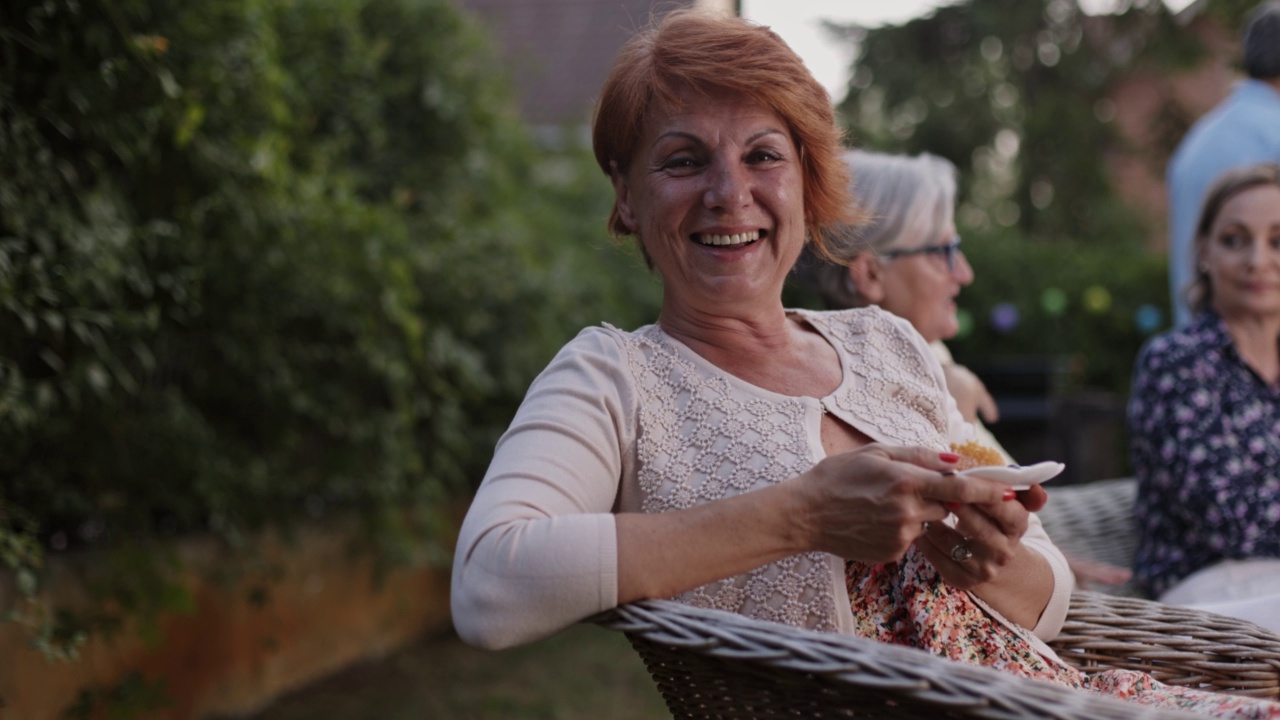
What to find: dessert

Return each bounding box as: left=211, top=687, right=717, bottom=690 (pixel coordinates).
left=949, top=440, right=1006, bottom=470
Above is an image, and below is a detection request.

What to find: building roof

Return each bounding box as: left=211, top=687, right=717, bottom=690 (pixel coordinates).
left=450, top=0, right=700, bottom=132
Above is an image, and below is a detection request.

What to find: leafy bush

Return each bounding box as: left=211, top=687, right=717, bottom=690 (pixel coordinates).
left=834, top=0, right=1202, bottom=245
left=0, top=0, right=659, bottom=671
left=947, top=227, right=1169, bottom=396
left=786, top=224, right=1168, bottom=399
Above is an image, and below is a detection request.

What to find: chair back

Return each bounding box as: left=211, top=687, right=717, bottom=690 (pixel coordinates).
left=1039, top=476, right=1140, bottom=595
left=595, top=596, right=1254, bottom=720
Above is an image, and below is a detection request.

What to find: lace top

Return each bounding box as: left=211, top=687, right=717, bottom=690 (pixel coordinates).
left=451, top=306, right=1070, bottom=650
left=622, top=308, right=964, bottom=631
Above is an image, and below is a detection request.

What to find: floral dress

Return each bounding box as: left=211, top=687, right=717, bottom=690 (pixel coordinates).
left=1126, top=311, right=1280, bottom=597
left=846, top=548, right=1280, bottom=718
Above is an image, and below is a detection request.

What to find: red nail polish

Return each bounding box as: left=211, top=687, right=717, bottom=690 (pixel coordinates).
left=939, top=452, right=961, bottom=463
left=1002, top=490, right=1017, bottom=501
left=945, top=501, right=963, bottom=511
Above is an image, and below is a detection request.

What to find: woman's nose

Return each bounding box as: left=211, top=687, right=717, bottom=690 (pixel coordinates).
left=1247, top=234, right=1278, bottom=267
left=953, top=249, right=975, bottom=286
left=703, top=159, right=751, bottom=210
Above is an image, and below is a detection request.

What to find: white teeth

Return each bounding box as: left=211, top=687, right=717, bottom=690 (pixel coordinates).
left=698, top=231, right=760, bottom=246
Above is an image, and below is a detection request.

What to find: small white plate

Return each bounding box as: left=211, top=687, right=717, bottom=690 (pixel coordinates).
left=957, top=461, right=1066, bottom=490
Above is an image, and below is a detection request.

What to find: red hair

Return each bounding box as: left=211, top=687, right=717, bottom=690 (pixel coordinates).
left=591, top=9, right=861, bottom=261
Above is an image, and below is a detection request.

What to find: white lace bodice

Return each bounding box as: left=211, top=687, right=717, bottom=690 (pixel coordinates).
left=452, top=306, right=1071, bottom=651
left=616, top=307, right=956, bottom=632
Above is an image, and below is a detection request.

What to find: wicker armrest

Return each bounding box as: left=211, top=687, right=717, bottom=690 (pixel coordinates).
left=1052, top=591, right=1280, bottom=698
left=1038, top=477, right=1140, bottom=596
left=595, top=598, right=1210, bottom=720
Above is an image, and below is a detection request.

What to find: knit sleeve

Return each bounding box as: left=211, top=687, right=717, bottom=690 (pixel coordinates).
left=450, top=327, right=636, bottom=650
left=1023, top=513, right=1074, bottom=640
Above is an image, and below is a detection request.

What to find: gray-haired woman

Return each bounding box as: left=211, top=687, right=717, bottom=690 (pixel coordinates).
left=810, top=150, right=996, bottom=437
left=806, top=149, right=1133, bottom=590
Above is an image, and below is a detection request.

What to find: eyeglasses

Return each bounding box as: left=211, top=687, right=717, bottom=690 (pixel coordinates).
left=879, top=236, right=963, bottom=272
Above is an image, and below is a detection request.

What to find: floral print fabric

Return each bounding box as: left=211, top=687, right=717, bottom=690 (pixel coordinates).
left=847, top=548, right=1280, bottom=717
left=1126, top=311, right=1280, bottom=597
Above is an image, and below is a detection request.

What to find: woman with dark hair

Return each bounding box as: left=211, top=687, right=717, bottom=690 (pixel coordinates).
left=453, top=10, right=1279, bottom=717
left=1129, top=162, right=1280, bottom=633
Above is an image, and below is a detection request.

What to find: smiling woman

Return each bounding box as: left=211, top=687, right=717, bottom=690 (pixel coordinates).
left=455, top=8, right=1052, bottom=646
left=450, top=10, right=1280, bottom=719
left=609, top=88, right=809, bottom=314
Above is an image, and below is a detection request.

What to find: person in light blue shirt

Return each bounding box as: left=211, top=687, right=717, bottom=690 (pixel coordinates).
left=1167, top=1, right=1280, bottom=328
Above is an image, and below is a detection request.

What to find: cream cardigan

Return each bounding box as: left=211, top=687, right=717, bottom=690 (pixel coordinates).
left=451, top=307, right=1072, bottom=650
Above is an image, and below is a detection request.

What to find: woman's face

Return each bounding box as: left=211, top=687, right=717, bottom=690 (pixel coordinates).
left=1202, top=184, right=1280, bottom=323
left=876, top=231, right=975, bottom=343
left=611, top=86, right=806, bottom=315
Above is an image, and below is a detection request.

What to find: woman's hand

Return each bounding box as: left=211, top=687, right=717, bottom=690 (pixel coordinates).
left=1066, top=553, right=1133, bottom=589
left=915, top=484, right=1055, bottom=628
left=916, top=485, right=1046, bottom=589
left=942, top=363, right=999, bottom=424
left=795, top=444, right=1014, bottom=563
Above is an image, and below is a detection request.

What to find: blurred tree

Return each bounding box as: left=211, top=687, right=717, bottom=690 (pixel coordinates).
left=830, top=0, right=1227, bottom=245
left=821, top=0, right=1265, bottom=400
left=0, top=0, right=656, bottom=676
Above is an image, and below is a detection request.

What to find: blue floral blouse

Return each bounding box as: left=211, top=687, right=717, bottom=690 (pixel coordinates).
left=1126, top=311, right=1280, bottom=597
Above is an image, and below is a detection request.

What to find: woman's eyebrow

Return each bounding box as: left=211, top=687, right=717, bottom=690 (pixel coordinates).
left=651, top=127, right=787, bottom=147
left=746, top=128, right=787, bottom=144
left=652, top=130, right=703, bottom=147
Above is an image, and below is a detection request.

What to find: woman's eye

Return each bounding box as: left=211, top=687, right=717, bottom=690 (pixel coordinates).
left=747, top=149, right=782, bottom=164
left=1269, top=234, right=1280, bottom=251
left=1219, top=231, right=1247, bottom=249
left=660, top=156, right=700, bottom=172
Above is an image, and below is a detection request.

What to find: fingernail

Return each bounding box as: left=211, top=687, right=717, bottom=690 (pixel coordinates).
left=1002, top=490, right=1017, bottom=501
left=945, top=501, right=963, bottom=511
left=939, top=452, right=961, bottom=463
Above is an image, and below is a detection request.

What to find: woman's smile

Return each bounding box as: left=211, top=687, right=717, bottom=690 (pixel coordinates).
left=610, top=85, right=806, bottom=313
left=694, top=229, right=765, bottom=247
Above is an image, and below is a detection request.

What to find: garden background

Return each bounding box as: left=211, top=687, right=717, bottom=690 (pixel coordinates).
left=0, top=0, right=1263, bottom=717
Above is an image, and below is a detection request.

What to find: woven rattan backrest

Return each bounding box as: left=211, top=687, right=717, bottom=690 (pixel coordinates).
left=1038, top=477, right=1140, bottom=595
left=596, top=597, right=1253, bottom=720
left=1054, top=592, right=1280, bottom=697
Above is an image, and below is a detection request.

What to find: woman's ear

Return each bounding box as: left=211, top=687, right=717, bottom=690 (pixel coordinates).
left=847, top=254, right=887, bottom=305
left=610, top=162, right=637, bottom=233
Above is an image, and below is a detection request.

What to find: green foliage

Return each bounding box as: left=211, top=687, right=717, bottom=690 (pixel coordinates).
left=833, top=0, right=1202, bottom=243
left=0, top=0, right=658, bottom=699
left=947, top=226, right=1170, bottom=395
left=63, top=672, right=169, bottom=720
left=1202, top=0, right=1271, bottom=32
left=823, top=0, right=1262, bottom=398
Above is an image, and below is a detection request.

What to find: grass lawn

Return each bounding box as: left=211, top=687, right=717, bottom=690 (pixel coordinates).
left=248, top=622, right=670, bottom=720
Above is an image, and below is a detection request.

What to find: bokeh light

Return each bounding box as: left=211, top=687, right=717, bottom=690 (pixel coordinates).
left=1040, top=287, right=1068, bottom=316
left=1135, top=304, right=1163, bottom=334
left=990, top=303, right=1020, bottom=333
left=1083, top=285, right=1112, bottom=314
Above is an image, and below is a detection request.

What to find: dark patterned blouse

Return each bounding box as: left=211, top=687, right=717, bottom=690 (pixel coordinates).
left=1126, top=311, right=1280, bottom=597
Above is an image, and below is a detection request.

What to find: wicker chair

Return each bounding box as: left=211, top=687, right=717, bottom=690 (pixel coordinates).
left=1038, top=477, right=1141, bottom=596
left=595, top=591, right=1280, bottom=719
